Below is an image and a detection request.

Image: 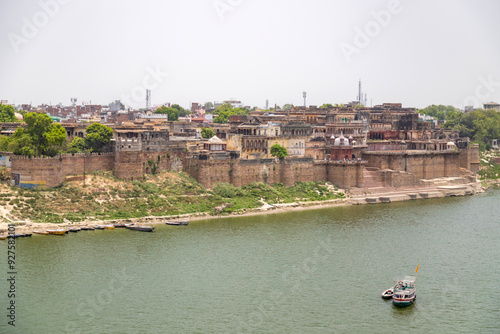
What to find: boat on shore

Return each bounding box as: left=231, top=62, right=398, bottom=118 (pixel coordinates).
left=113, top=223, right=131, bottom=228
left=34, top=231, right=49, bottom=235
left=126, top=225, right=155, bottom=232
left=47, top=229, right=68, bottom=235
left=166, top=220, right=189, bottom=226
left=95, top=224, right=114, bottom=230
left=68, top=227, right=81, bottom=232
left=392, top=276, right=416, bottom=307
left=80, top=226, right=95, bottom=231
left=0, top=235, right=7, bottom=240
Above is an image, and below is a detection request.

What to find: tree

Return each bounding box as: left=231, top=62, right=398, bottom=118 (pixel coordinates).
left=320, top=103, right=334, bottom=109
left=270, top=143, right=288, bottom=160
left=171, top=104, right=191, bottom=117
left=85, top=123, right=114, bottom=152
left=154, top=105, right=179, bottom=121
left=213, top=103, right=249, bottom=124
left=204, top=102, right=214, bottom=110
left=0, top=105, right=17, bottom=122
left=201, top=127, right=216, bottom=139
left=282, top=104, right=293, bottom=111
left=19, top=112, right=66, bottom=156
left=68, top=137, right=87, bottom=153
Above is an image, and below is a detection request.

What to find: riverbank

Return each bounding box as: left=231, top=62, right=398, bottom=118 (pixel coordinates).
left=0, top=179, right=484, bottom=237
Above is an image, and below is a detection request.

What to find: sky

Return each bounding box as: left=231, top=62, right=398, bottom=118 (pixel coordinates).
left=1, top=0, right=500, bottom=110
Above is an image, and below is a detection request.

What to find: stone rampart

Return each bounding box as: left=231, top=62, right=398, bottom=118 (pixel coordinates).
left=362, top=151, right=461, bottom=179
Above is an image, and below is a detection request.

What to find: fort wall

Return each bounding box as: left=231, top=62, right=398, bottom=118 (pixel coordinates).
left=362, top=151, right=461, bottom=179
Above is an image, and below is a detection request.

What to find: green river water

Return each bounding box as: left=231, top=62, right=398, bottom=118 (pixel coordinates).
left=1, top=189, right=499, bottom=333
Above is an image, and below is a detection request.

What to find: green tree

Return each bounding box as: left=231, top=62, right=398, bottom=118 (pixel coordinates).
left=68, top=137, right=87, bottom=153
left=204, top=102, right=214, bottom=110
left=270, top=143, right=288, bottom=160
left=320, top=103, right=334, bottom=109
left=282, top=104, right=293, bottom=111
left=85, top=123, right=114, bottom=152
left=171, top=104, right=191, bottom=117
left=213, top=103, right=249, bottom=124
left=0, top=105, right=17, bottom=122
left=201, top=127, right=216, bottom=139
left=21, top=112, right=66, bottom=156
left=155, top=105, right=179, bottom=121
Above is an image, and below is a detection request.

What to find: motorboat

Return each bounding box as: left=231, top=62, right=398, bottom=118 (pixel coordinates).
left=392, top=276, right=416, bottom=307
left=381, top=287, right=394, bottom=299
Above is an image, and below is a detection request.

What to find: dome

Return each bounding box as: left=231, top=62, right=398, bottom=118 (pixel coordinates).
left=330, top=134, right=335, bottom=140
left=447, top=141, right=456, bottom=147
left=334, top=133, right=350, bottom=146
left=348, top=135, right=353, bottom=140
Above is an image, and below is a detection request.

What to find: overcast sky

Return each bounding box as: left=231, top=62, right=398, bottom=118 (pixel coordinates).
left=1, top=0, right=499, bottom=110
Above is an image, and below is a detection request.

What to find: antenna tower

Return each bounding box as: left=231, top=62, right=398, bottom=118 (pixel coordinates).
left=146, top=89, right=151, bottom=110
left=303, top=92, right=307, bottom=107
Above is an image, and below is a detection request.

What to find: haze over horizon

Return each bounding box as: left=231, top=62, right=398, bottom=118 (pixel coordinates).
left=1, top=0, right=499, bottom=110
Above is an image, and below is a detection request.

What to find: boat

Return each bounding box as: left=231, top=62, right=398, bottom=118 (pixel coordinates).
left=0, top=235, right=7, bottom=240
left=381, top=287, right=394, bottom=299
left=126, top=225, right=155, bottom=232
left=20, top=233, right=32, bottom=237
left=95, top=224, right=114, bottom=230
left=392, top=276, right=416, bottom=307
left=166, top=220, right=189, bottom=226
left=80, top=226, right=95, bottom=231
left=113, top=223, right=130, bottom=228
left=68, top=227, right=81, bottom=232
left=33, top=231, right=49, bottom=235
left=47, top=229, right=68, bottom=235
left=166, top=221, right=180, bottom=226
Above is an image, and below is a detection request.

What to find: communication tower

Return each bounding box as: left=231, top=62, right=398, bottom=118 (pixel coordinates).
left=146, top=89, right=151, bottom=110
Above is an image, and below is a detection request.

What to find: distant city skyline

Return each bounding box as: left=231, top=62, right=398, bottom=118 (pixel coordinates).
left=1, top=0, right=499, bottom=110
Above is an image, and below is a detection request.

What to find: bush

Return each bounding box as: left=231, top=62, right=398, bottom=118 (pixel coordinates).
left=213, top=183, right=243, bottom=198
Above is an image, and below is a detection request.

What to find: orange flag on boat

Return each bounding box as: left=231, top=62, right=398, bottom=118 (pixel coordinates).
left=415, top=264, right=419, bottom=273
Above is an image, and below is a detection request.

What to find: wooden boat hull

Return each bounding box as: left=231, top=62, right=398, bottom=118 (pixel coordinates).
left=126, top=225, right=155, bottom=232
left=34, top=231, right=49, bottom=235
left=47, top=230, right=67, bottom=235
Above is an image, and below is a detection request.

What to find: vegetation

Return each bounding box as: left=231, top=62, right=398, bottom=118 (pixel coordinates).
left=478, top=151, right=500, bottom=180
left=201, top=127, right=216, bottom=139
left=417, top=104, right=457, bottom=121
left=0, top=171, right=345, bottom=223
left=154, top=105, right=180, bottom=121
left=442, top=109, right=500, bottom=150
left=84, top=123, right=114, bottom=152
left=213, top=103, right=249, bottom=124
left=204, top=102, right=214, bottom=110
left=0, top=112, right=66, bottom=156
left=320, top=103, right=335, bottom=109
left=416, top=105, right=500, bottom=150
left=270, top=143, right=288, bottom=160
left=0, top=104, right=18, bottom=122
left=282, top=104, right=293, bottom=111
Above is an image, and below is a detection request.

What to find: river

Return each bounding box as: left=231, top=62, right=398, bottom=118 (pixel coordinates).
left=1, top=189, right=499, bottom=333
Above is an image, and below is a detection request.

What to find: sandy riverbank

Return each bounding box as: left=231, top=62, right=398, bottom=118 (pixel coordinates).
left=0, top=180, right=485, bottom=237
